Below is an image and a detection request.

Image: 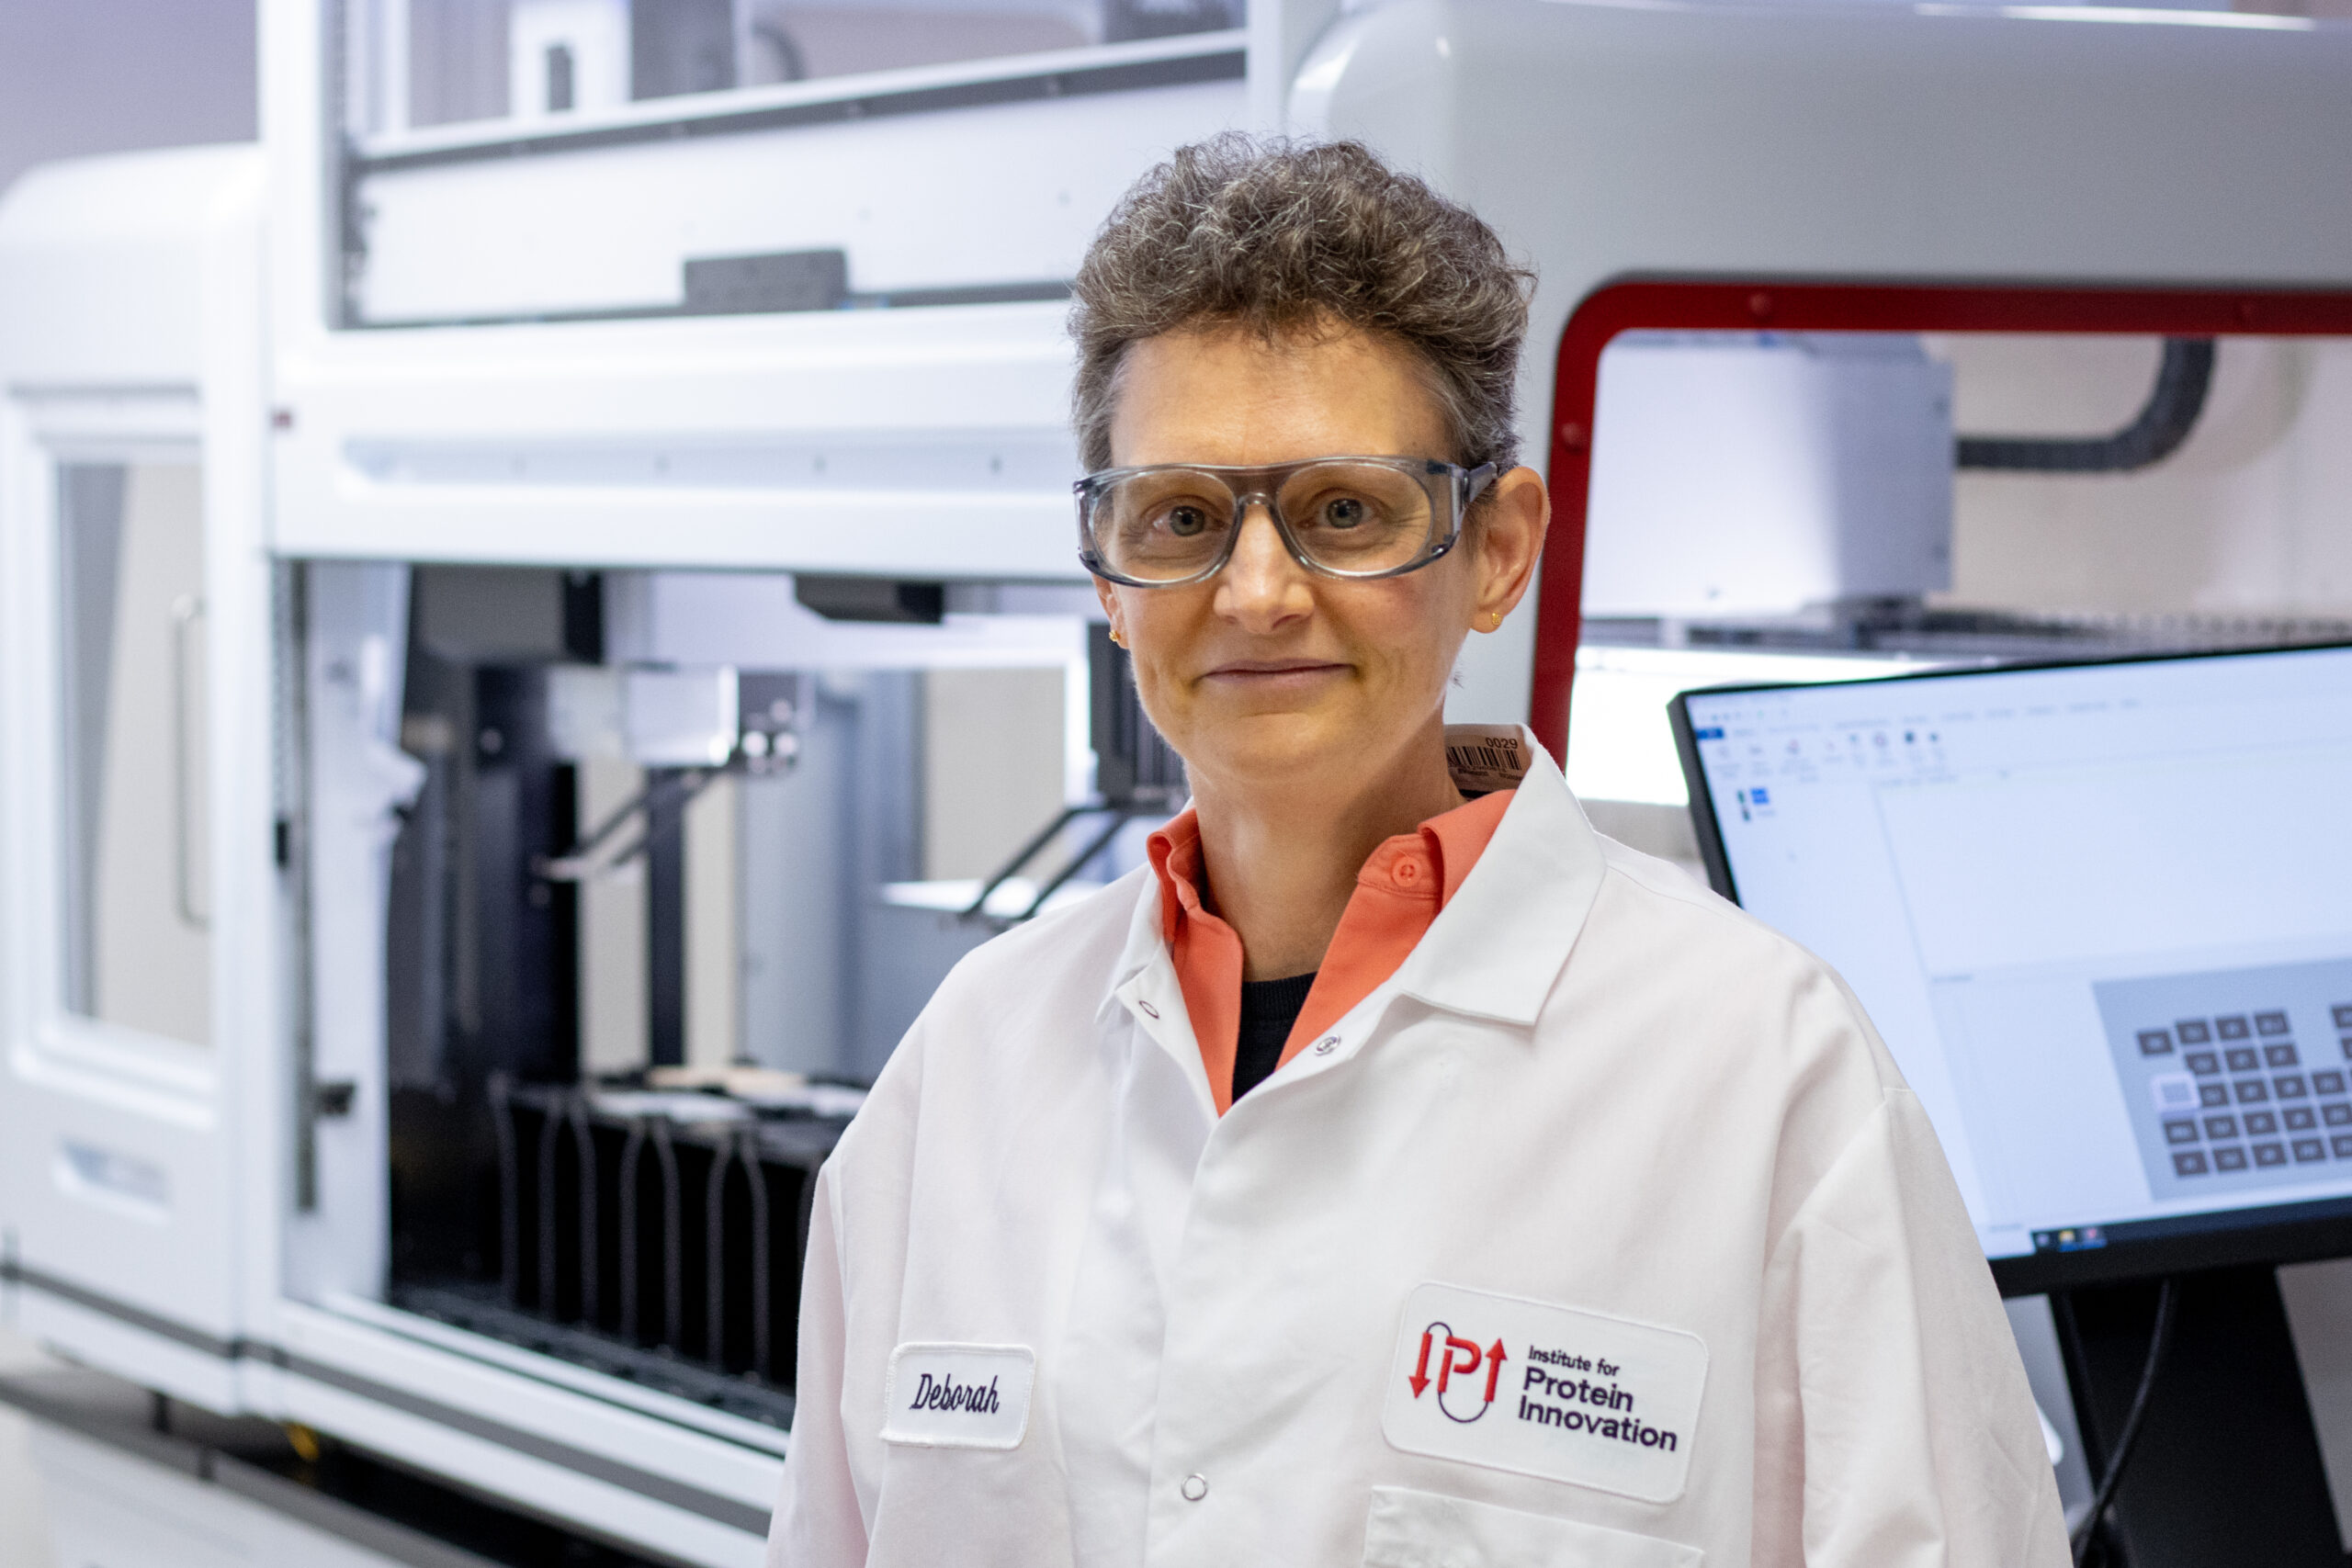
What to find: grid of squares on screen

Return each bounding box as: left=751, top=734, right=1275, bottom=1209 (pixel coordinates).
left=2140, top=1004, right=2352, bottom=1176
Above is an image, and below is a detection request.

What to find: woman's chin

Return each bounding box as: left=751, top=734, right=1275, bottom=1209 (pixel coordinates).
left=1184, top=712, right=1406, bottom=797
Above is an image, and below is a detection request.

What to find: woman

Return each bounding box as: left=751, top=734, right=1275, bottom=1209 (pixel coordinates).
left=772, top=137, right=2065, bottom=1567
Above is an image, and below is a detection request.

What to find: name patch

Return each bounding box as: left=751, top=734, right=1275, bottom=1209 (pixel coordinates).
left=1383, top=1282, right=1708, bottom=1504
left=881, top=1343, right=1035, bottom=1450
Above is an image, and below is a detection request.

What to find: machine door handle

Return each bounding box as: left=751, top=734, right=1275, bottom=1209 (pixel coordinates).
left=171, top=593, right=209, bottom=931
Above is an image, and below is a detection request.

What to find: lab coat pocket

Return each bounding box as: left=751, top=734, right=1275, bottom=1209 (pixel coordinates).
left=1363, top=1485, right=1703, bottom=1568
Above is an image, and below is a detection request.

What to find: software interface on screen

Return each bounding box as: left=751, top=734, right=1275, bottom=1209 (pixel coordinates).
left=1680, top=647, right=2352, bottom=1262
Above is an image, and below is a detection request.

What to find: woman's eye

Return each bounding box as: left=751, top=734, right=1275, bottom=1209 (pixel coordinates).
left=1319, top=496, right=1370, bottom=529
left=1162, top=504, right=1210, bottom=537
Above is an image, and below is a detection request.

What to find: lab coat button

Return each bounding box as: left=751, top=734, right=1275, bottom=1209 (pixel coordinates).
left=1138, top=999, right=1160, bottom=1019
left=1314, top=1036, right=1340, bottom=1055
left=1180, top=1474, right=1208, bottom=1501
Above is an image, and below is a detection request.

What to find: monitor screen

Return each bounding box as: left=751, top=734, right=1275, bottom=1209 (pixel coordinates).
left=1672, top=645, right=2352, bottom=1291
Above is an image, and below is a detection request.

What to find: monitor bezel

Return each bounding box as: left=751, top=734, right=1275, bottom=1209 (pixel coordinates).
left=1666, top=640, right=2352, bottom=1294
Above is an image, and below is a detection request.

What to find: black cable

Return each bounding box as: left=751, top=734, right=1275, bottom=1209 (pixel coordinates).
left=1958, top=339, right=2215, bottom=474
left=2071, top=1277, right=2179, bottom=1565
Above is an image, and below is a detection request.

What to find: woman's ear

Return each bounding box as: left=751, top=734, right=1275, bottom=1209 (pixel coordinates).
left=1094, top=576, right=1125, bottom=645
left=1470, top=465, right=1550, bottom=630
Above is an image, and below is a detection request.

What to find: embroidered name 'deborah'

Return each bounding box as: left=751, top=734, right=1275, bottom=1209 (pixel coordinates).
left=882, top=1343, right=1035, bottom=1450
left=908, top=1371, right=1001, bottom=1415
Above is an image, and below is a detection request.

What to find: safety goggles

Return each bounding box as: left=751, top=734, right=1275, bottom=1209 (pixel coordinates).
left=1076, top=456, right=1498, bottom=588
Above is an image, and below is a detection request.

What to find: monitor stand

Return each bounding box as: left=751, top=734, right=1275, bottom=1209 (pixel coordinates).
left=2053, top=1263, right=2343, bottom=1567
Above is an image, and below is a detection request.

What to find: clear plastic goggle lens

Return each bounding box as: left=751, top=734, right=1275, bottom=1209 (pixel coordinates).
left=1086, top=459, right=1442, bottom=582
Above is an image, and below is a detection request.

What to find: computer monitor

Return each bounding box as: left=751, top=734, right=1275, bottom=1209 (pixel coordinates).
left=1670, top=644, right=2352, bottom=1293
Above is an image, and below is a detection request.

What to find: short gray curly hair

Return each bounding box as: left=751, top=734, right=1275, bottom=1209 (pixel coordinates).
left=1069, top=134, right=1534, bottom=475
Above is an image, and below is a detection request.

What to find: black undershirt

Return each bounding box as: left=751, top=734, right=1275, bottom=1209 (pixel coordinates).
left=1234, top=972, right=1318, bottom=1101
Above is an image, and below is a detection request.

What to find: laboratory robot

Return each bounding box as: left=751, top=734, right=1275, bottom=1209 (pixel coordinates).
left=3, top=0, right=2351, bottom=1562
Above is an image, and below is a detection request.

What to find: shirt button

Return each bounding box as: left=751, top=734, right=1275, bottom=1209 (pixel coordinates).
left=1181, top=1474, right=1208, bottom=1502
left=1392, top=859, right=1421, bottom=887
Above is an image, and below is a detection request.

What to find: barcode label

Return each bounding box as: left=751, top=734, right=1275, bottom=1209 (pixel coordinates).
left=1444, top=725, right=1531, bottom=793
left=1451, top=742, right=1516, bottom=771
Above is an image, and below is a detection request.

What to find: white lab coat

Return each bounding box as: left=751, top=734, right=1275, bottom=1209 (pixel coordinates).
left=770, top=730, right=2068, bottom=1567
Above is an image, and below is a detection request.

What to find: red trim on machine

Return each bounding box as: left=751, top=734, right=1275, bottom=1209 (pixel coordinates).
left=1532, top=280, right=2352, bottom=761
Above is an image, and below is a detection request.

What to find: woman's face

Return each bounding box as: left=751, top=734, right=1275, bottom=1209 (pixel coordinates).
left=1095, top=323, right=1546, bottom=805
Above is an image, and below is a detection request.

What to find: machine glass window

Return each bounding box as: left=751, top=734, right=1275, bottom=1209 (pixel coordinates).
left=332, top=0, right=1249, bottom=327
left=321, top=566, right=1147, bottom=1426
left=1567, top=331, right=2352, bottom=814
left=55, top=461, right=212, bottom=1049
left=348, top=0, right=1243, bottom=132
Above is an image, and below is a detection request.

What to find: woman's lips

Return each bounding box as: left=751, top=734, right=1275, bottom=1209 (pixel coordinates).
left=1200, top=660, right=1348, bottom=692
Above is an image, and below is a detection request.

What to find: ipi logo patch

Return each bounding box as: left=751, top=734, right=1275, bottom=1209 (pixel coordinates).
left=1384, top=1282, right=1709, bottom=1504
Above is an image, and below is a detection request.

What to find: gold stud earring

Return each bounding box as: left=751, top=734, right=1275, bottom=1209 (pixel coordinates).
left=1110, top=626, right=1125, bottom=647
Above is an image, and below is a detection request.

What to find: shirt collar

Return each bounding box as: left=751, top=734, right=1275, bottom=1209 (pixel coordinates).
left=1146, top=807, right=1208, bottom=951
left=1144, top=787, right=1505, bottom=950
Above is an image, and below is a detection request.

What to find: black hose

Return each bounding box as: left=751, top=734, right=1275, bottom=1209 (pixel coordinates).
left=1960, top=340, right=2215, bottom=474
left=2071, top=1277, right=2179, bottom=1564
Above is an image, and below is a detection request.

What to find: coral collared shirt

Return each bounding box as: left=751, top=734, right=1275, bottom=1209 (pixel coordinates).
left=1145, top=789, right=1515, bottom=1113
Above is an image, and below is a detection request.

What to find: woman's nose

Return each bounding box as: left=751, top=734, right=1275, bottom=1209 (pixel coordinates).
left=1215, top=502, right=1311, bottom=628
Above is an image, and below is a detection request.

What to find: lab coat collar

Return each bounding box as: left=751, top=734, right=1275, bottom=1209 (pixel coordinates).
left=1104, top=725, right=1605, bottom=1043
left=1105, top=867, right=1222, bottom=1120
left=1388, top=728, right=1607, bottom=1026
left=1107, top=859, right=1172, bottom=1004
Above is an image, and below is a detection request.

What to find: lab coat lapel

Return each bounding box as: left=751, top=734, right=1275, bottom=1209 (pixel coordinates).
left=1393, top=727, right=1608, bottom=1025
left=1102, top=864, right=1220, bottom=1123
